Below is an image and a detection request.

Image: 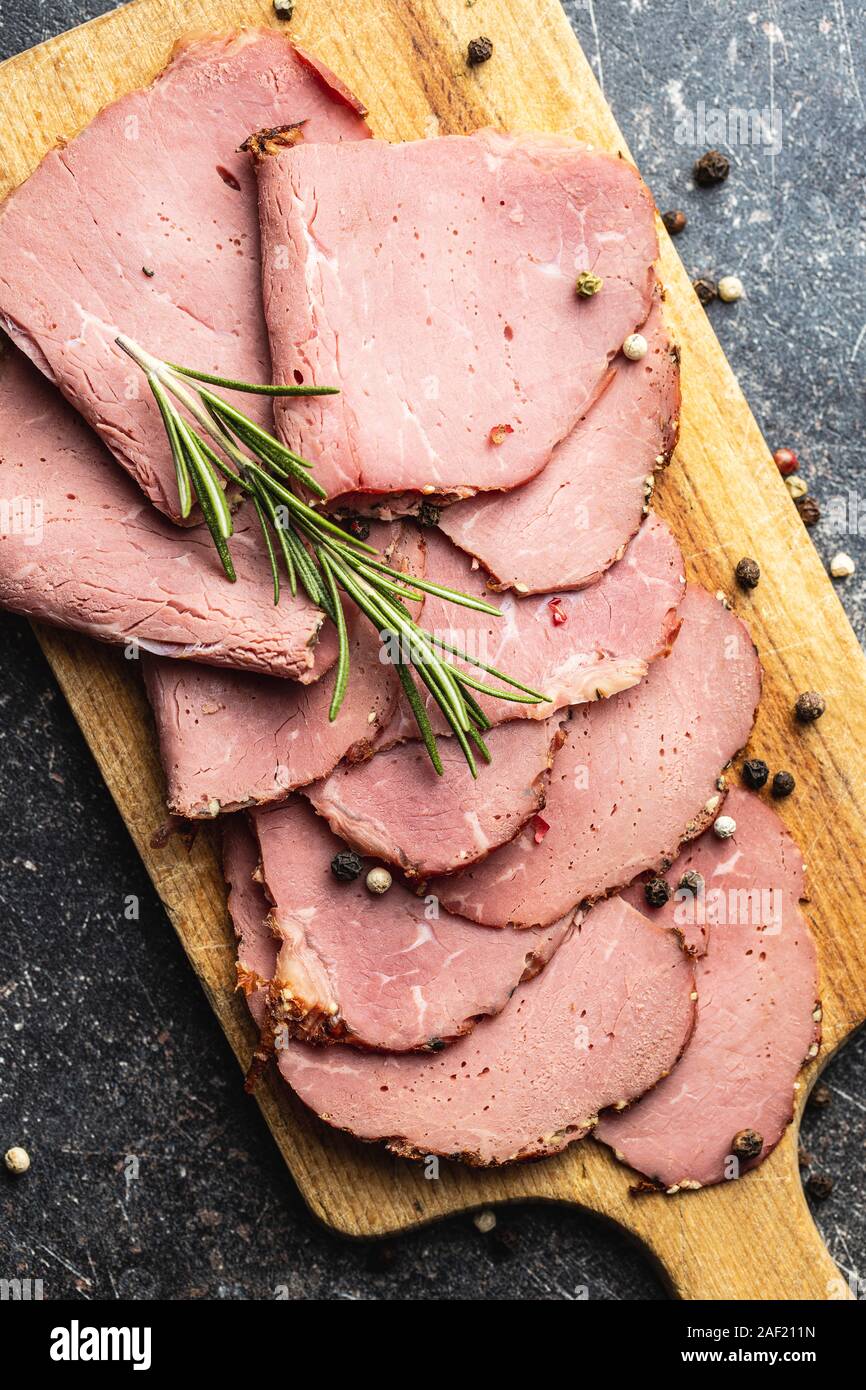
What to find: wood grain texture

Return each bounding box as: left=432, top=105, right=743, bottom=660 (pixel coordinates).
left=1, top=0, right=864, bottom=1300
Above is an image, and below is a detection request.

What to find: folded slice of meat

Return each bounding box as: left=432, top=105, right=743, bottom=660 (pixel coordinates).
left=0, top=345, right=332, bottom=681
left=384, top=513, right=684, bottom=738
left=256, top=129, right=658, bottom=502
left=304, top=718, right=564, bottom=878
left=0, top=31, right=370, bottom=521
left=143, top=523, right=422, bottom=816
left=276, top=894, right=695, bottom=1164
left=438, top=299, right=680, bottom=592
left=248, top=796, right=573, bottom=1051
left=596, top=789, right=820, bottom=1189
left=430, top=586, right=762, bottom=928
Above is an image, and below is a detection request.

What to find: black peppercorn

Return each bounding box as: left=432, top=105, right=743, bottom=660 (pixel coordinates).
left=806, top=1173, right=834, bottom=1201
left=796, top=495, right=821, bottom=528
left=731, top=1129, right=763, bottom=1160
left=795, top=691, right=826, bottom=723
left=330, top=849, right=363, bottom=882
left=742, top=758, right=770, bottom=790
left=417, top=500, right=442, bottom=527
left=142, top=266, right=155, bottom=278
left=426, top=1037, right=446, bottom=1052
left=678, top=869, right=705, bottom=896
left=662, top=209, right=687, bottom=235
left=735, top=557, right=760, bottom=589
left=693, top=149, right=730, bottom=187
left=693, top=277, right=718, bottom=306
left=273, top=1, right=295, bottom=19
left=467, top=36, right=494, bottom=66
left=771, top=770, right=796, bottom=798
left=645, top=877, right=672, bottom=908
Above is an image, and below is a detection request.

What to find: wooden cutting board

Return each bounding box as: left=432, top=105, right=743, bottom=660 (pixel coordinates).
left=2, top=0, right=865, bottom=1301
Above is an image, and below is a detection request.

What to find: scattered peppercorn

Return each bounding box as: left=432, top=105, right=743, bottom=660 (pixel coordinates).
left=773, top=446, right=800, bottom=476
left=645, top=877, right=672, bottom=908
left=808, top=1082, right=832, bottom=1109
left=662, top=209, right=687, bottom=235
left=693, top=277, right=718, bottom=306
left=735, top=557, right=760, bottom=589
left=693, top=149, right=730, bottom=187
left=426, top=1037, right=446, bottom=1052
left=713, top=815, right=737, bottom=839
left=417, top=500, right=441, bottom=527
left=742, top=758, right=770, bottom=790
left=806, top=1173, right=834, bottom=1201
left=771, top=770, right=796, bottom=798
left=797, top=1145, right=814, bottom=1169
left=830, top=551, right=856, bottom=579
left=4, top=1146, right=30, bottom=1175
left=331, top=849, right=363, bottom=882
left=731, top=1129, right=763, bottom=1160
left=795, top=690, right=826, bottom=723
left=718, top=274, right=744, bottom=303
left=142, top=266, right=155, bottom=278
left=795, top=495, right=820, bottom=528
left=467, top=36, right=493, bottom=66
left=678, top=869, right=705, bottom=896
left=473, top=1209, right=497, bottom=1233
left=366, top=866, right=393, bottom=895
left=273, top=0, right=294, bottom=17
left=575, top=270, right=604, bottom=298
left=622, top=333, right=648, bottom=361
left=786, top=475, right=808, bottom=501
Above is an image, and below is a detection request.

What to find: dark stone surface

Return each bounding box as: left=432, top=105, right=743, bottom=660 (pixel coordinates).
left=0, top=1, right=863, bottom=1302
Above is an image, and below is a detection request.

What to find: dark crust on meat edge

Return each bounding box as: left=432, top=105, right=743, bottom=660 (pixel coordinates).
left=288, top=933, right=699, bottom=1166
left=240, top=122, right=307, bottom=160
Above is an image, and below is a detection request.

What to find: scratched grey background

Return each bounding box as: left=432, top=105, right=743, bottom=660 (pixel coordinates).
left=0, top=0, right=864, bottom=1301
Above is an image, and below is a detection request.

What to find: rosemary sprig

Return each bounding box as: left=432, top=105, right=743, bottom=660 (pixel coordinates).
left=116, top=336, right=548, bottom=776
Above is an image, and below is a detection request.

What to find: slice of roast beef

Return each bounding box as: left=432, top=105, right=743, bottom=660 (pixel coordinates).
left=384, top=513, right=684, bottom=738
left=256, top=129, right=658, bottom=503
left=304, top=718, right=565, bottom=878
left=438, top=299, right=680, bottom=592
left=247, top=796, right=573, bottom=1051
left=275, top=894, right=695, bottom=1164
left=596, top=789, right=820, bottom=1189
left=0, top=31, right=370, bottom=521
left=143, top=522, right=422, bottom=816
left=0, top=344, right=332, bottom=681
left=430, top=586, right=762, bottom=928
left=224, top=815, right=275, bottom=1033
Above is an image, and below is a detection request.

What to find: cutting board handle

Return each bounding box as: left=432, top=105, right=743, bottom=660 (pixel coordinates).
left=592, top=1134, right=849, bottom=1301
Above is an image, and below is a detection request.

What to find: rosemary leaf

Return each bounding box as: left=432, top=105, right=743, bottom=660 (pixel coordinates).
left=255, top=484, right=297, bottom=598
left=362, top=557, right=501, bottom=617
left=175, top=417, right=234, bottom=541
left=318, top=551, right=350, bottom=722
left=150, top=377, right=193, bottom=518
left=427, top=633, right=548, bottom=702
left=250, top=488, right=280, bottom=605
left=395, top=663, right=443, bottom=775
left=166, top=363, right=339, bottom=397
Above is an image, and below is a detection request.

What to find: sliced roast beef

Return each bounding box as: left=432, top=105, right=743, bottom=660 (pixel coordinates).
left=304, top=718, right=564, bottom=878
left=276, top=894, right=695, bottom=1164
left=0, top=31, right=369, bottom=521
left=596, top=789, right=820, bottom=1189
left=0, top=345, right=333, bottom=681
left=143, top=523, right=421, bottom=816
left=438, top=299, right=680, bottom=592
left=384, top=513, right=684, bottom=738
left=224, top=815, right=276, bottom=1033
left=256, top=129, right=657, bottom=502
left=430, top=586, right=762, bottom=928
left=246, top=797, right=573, bottom=1051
